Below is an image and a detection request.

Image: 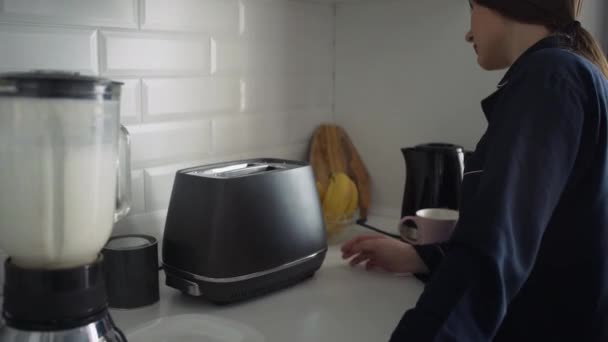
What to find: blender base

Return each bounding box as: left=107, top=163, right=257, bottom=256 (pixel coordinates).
left=0, top=311, right=127, bottom=342
left=1, top=256, right=128, bottom=341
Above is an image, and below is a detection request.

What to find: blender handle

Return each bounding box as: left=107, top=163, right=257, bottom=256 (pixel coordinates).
left=115, top=125, right=132, bottom=222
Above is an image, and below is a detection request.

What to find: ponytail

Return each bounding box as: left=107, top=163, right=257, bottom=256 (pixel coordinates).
left=567, top=24, right=608, bottom=79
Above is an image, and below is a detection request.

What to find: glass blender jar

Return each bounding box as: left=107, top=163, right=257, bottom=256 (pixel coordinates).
left=0, top=71, right=131, bottom=342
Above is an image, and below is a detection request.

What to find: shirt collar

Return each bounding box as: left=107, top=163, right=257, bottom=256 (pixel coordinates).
left=481, top=35, right=563, bottom=122
left=496, top=35, right=562, bottom=89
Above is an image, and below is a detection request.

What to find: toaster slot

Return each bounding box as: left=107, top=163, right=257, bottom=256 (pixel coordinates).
left=188, top=162, right=289, bottom=178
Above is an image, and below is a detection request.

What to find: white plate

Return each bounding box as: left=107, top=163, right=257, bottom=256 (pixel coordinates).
left=127, top=314, right=265, bottom=342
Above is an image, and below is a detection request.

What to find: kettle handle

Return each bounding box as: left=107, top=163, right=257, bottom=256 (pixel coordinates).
left=114, top=125, right=132, bottom=222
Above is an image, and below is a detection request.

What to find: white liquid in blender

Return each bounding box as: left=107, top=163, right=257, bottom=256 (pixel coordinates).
left=0, top=146, right=116, bottom=269
left=0, top=99, right=119, bottom=269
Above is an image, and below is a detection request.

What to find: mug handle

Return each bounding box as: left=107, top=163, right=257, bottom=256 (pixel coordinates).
left=399, top=216, right=419, bottom=244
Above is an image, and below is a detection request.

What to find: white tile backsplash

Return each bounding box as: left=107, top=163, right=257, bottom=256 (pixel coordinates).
left=128, top=120, right=212, bottom=167
left=130, top=170, right=146, bottom=215
left=0, top=0, right=336, bottom=235
left=142, top=0, right=240, bottom=33
left=142, top=77, right=240, bottom=118
left=0, top=25, right=97, bottom=74
left=117, top=79, right=142, bottom=124
left=0, top=0, right=138, bottom=28
left=243, top=41, right=332, bottom=76
left=241, top=1, right=333, bottom=78
left=100, top=31, right=211, bottom=76
left=212, top=114, right=290, bottom=155
left=242, top=75, right=332, bottom=112
left=112, top=210, right=168, bottom=241
left=288, top=108, right=333, bottom=144
left=241, top=0, right=290, bottom=41
left=144, top=166, right=177, bottom=212
left=240, top=143, right=308, bottom=162
left=210, top=38, right=244, bottom=75
left=242, top=0, right=332, bottom=43
left=143, top=161, right=195, bottom=212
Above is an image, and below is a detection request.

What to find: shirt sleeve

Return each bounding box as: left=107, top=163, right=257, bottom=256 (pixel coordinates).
left=413, top=244, right=449, bottom=282
left=390, top=72, right=586, bottom=341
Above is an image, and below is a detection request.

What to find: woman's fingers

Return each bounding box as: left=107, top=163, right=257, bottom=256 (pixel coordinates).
left=341, top=235, right=384, bottom=258
left=349, top=252, right=372, bottom=267
left=349, top=236, right=385, bottom=256
left=365, top=261, right=377, bottom=271
left=341, top=235, right=383, bottom=253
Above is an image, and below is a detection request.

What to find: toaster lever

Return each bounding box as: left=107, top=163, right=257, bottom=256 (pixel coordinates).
left=166, top=273, right=202, bottom=297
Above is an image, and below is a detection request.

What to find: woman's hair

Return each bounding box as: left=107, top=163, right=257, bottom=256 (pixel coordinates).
left=475, top=0, right=608, bottom=78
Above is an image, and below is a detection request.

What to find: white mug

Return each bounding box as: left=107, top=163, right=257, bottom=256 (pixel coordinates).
left=399, top=208, right=459, bottom=245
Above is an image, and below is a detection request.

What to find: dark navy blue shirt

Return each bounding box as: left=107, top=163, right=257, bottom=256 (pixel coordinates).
left=391, top=36, right=608, bottom=341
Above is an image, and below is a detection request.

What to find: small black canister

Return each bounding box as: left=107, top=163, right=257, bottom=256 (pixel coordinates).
left=102, top=235, right=160, bottom=309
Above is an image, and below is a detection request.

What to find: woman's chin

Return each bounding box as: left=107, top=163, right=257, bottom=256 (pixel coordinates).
left=478, top=57, right=506, bottom=71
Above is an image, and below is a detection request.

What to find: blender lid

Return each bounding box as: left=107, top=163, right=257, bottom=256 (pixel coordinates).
left=0, top=70, right=122, bottom=100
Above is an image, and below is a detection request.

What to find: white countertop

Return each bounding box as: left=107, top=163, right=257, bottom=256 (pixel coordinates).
left=111, top=218, right=426, bottom=342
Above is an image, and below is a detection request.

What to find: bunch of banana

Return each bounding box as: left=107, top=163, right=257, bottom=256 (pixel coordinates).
left=316, top=172, right=359, bottom=236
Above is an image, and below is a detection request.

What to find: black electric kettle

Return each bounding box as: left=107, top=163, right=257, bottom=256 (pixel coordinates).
left=356, top=143, right=468, bottom=239
left=401, top=143, right=466, bottom=218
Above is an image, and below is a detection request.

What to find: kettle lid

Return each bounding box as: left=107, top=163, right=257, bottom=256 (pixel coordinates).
left=0, top=71, right=122, bottom=100
left=413, top=143, right=463, bottom=153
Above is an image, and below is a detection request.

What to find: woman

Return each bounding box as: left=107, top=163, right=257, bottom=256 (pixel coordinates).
left=341, top=0, right=608, bottom=341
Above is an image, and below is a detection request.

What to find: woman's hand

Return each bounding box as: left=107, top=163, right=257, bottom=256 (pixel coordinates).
left=341, top=235, right=429, bottom=274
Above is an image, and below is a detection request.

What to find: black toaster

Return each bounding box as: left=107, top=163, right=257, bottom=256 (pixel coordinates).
left=162, top=158, right=328, bottom=303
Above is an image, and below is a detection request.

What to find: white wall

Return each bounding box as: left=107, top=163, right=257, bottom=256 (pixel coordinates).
left=0, top=0, right=334, bottom=242
left=580, top=0, right=606, bottom=46
left=334, top=0, right=607, bottom=217
left=334, top=0, right=500, bottom=217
